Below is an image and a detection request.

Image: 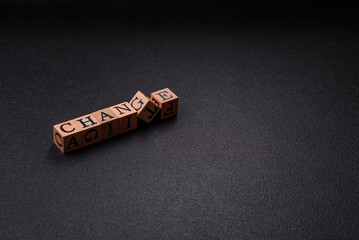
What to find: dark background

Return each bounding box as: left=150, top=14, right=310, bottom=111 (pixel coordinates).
left=1, top=1, right=359, bottom=239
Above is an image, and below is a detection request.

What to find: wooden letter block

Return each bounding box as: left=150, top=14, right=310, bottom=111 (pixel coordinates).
left=129, top=91, right=160, bottom=123
left=74, top=114, right=101, bottom=147
left=111, top=102, right=138, bottom=134
left=151, top=88, right=178, bottom=119
left=92, top=108, right=120, bottom=140
left=53, top=120, right=83, bottom=153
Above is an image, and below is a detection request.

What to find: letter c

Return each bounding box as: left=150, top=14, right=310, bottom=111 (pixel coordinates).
left=55, top=133, right=63, bottom=147
left=60, top=122, right=75, bottom=133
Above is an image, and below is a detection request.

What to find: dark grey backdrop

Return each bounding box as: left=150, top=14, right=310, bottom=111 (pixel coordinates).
left=1, top=3, right=359, bottom=239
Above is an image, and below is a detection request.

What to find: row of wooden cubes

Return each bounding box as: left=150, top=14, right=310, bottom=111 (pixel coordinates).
left=53, top=88, right=178, bottom=153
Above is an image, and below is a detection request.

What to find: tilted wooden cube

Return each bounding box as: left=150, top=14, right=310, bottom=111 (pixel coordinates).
left=53, top=120, right=83, bottom=153
left=110, top=102, right=138, bottom=134
left=92, top=108, right=120, bottom=140
left=74, top=114, right=102, bottom=147
left=129, top=91, right=160, bottom=123
left=53, top=88, right=178, bottom=153
left=151, top=88, right=178, bottom=119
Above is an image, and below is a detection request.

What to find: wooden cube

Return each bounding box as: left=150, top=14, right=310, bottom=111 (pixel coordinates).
left=92, top=108, right=120, bottom=140
left=151, top=88, right=178, bottom=119
left=110, top=102, right=138, bottom=134
left=129, top=91, right=160, bottom=123
left=53, top=120, right=83, bottom=153
left=74, top=114, right=102, bottom=147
